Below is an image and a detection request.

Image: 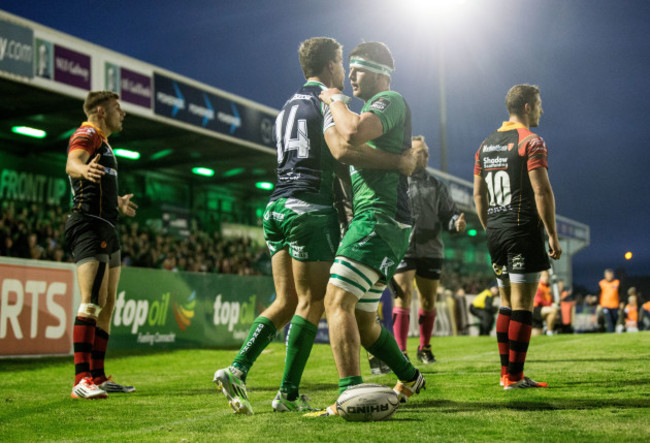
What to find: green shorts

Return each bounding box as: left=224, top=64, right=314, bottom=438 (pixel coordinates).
left=335, top=211, right=412, bottom=281
left=263, top=198, right=340, bottom=262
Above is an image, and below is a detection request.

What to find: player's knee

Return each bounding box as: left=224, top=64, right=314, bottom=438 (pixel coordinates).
left=419, top=294, right=436, bottom=311
left=401, top=289, right=413, bottom=306
left=327, top=257, right=379, bottom=305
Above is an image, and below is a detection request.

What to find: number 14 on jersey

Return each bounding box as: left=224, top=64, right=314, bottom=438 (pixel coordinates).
left=275, top=105, right=311, bottom=163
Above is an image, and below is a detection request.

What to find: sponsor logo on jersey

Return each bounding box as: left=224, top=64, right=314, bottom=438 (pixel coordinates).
left=369, top=97, right=390, bottom=112
left=482, top=144, right=508, bottom=153
left=279, top=172, right=302, bottom=182
left=290, top=93, right=313, bottom=102
left=483, top=156, right=508, bottom=169
left=103, top=167, right=118, bottom=176
left=269, top=211, right=285, bottom=221
left=487, top=205, right=512, bottom=214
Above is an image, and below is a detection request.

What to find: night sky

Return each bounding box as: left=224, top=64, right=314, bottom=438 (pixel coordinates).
left=2, top=0, right=648, bottom=291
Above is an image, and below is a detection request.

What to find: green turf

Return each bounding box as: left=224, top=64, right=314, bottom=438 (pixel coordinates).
left=1, top=333, right=649, bottom=442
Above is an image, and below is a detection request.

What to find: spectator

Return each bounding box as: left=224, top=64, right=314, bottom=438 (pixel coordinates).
left=599, top=268, right=621, bottom=333
left=532, top=270, right=559, bottom=336
left=638, top=289, right=650, bottom=331
left=624, top=290, right=639, bottom=332
left=558, top=279, right=575, bottom=333
left=470, top=284, right=499, bottom=336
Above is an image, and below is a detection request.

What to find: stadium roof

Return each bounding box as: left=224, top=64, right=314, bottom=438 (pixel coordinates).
left=0, top=9, right=278, bottom=200
left=0, top=77, right=277, bottom=197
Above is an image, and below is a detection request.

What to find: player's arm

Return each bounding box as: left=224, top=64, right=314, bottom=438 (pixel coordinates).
left=473, top=175, right=488, bottom=230
left=320, top=88, right=384, bottom=146
left=529, top=167, right=562, bottom=260
left=324, top=126, right=420, bottom=175
left=66, top=149, right=105, bottom=183
left=438, top=181, right=466, bottom=233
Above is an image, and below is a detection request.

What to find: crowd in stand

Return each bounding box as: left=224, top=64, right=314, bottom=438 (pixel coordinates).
left=1, top=201, right=493, bottom=293
left=119, top=221, right=267, bottom=276
left=0, top=202, right=67, bottom=262
left=0, top=201, right=267, bottom=276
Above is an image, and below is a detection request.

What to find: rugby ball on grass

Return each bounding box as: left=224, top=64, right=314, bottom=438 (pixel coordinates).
left=336, top=383, right=399, bottom=422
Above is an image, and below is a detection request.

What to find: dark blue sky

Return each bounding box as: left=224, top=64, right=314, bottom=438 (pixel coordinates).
left=3, top=0, right=648, bottom=290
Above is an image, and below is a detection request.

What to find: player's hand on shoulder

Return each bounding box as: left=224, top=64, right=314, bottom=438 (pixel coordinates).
left=319, top=88, right=343, bottom=105
left=84, top=154, right=105, bottom=183
left=118, top=193, right=138, bottom=217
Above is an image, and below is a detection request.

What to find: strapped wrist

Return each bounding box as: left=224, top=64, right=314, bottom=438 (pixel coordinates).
left=329, top=94, right=351, bottom=105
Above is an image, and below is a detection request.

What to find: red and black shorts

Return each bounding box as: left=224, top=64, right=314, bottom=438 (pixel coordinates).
left=64, top=213, right=121, bottom=267
left=395, top=257, right=443, bottom=280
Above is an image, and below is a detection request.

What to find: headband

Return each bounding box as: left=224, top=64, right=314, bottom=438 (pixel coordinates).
left=349, top=57, right=393, bottom=77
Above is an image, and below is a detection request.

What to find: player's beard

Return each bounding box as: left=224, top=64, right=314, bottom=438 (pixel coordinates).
left=108, top=116, right=123, bottom=133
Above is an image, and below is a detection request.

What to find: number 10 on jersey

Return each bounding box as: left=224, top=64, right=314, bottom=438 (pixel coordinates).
left=485, top=170, right=512, bottom=206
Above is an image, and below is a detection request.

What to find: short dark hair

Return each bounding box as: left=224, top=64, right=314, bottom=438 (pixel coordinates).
left=298, top=37, right=341, bottom=79
left=349, top=42, right=395, bottom=72
left=505, top=84, right=540, bottom=117
left=83, top=91, right=119, bottom=117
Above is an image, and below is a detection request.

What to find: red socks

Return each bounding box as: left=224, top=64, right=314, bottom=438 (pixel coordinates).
left=507, top=310, right=533, bottom=382
left=91, top=327, right=110, bottom=383
left=392, top=307, right=410, bottom=352
left=418, top=308, right=436, bottom=349
left=73, top=316, right=96, bottom=385
left=496, top=307, right=512, bottom=377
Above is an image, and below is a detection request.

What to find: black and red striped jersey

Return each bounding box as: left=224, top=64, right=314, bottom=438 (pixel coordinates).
left=67, top=122, right=119, bottom=224
left=474, top=121, right=548, bottom=229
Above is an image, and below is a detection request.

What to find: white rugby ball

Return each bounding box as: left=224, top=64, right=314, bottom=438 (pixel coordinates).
left=336, top=383, right=399, bottom=422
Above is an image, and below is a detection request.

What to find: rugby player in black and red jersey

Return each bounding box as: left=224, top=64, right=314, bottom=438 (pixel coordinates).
left=473, top=84, right=562, bottom=389
left=65, top=91, right=137, bottom=399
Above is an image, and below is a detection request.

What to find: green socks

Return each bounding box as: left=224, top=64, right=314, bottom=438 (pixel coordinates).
left=280, top=315, right=318, bottom=400
left=366, top=326, right=416, bottom=382
left=232, top=316, right=277, bottom=382
left=339, top=376, right=363, bottom=394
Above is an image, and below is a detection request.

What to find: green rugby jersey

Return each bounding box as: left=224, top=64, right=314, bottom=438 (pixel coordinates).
left=350, top=90, right=412, bottom=224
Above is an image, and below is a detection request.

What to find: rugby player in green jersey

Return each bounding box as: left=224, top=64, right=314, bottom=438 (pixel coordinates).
left=304, top=42, right=426, bottom=417
left=214, top=38, right=423, bottom=415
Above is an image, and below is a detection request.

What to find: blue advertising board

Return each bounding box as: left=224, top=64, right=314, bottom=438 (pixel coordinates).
left=153, top=72, right=275, bottom=149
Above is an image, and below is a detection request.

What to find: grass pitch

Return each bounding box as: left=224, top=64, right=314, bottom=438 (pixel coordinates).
left=1, top=332, right=649, bottom=442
